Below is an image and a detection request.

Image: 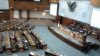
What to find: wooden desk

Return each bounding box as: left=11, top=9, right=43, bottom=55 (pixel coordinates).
left=10, top=31, right=17, bottom=52
left=60, top=26, right=71, bottom=36
left=74, top=32, right=84, bottom=44
left=32, top=32, right=47, bottom=49
left=60, top=26, right=84, bottom=44
left=70, top=31, right=75, bottom=38
left=15, top=31, right=24, bottom=52
left=5, top=31, right=11, bottom=53
left=48, top=27, right=84, bottom=51
left=23, top=31, right=36, bottom=49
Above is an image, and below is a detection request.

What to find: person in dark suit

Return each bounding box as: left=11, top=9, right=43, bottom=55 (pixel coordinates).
left=97, top=32, right=100, bottom=40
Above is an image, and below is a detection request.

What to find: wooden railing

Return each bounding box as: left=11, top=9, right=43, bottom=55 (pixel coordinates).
left=48, top=26, right=84, bottom=51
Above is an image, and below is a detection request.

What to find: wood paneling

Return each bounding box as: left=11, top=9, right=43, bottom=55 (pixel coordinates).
left=55, top=15, right=74, bottom=25
left=0, top=11, right=10, bottom=21
left=9, top=0, right=14, bottom=19
left=56, top=16, right=74, bottom=26
left=13, top=0, right=49, bottom=10
left=91, top=0, right=100, bottom=7
left=9, top=0, right=50, bottom=19
left=10, top=0, right=14, bottom=7
left=4, top=11, right=10, bottom=20
left=49, top=0, right=59, bottom=3
left=62, top=17, right=74, bottom=26
left=0, top=13, right=4, bottom=22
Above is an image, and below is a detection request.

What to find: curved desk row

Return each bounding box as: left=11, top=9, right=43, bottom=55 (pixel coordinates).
left=59, top=25, right=100, bottom=46
left=0, top=31, right=24, bottom=53
left=48, top=26, right=85, bottom=51
left=60, top=26, right=84, bottom=44
left=48, top=26, right=100, bottom=52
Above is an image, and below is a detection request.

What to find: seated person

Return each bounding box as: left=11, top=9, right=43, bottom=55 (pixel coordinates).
left=97, top=32, right=100, bottom=40
left=79, top=28, right=84, bottom=33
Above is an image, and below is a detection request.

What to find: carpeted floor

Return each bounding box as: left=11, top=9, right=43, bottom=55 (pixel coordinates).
left=32, top=26, right=100, bottom=56
left=0, top=26, right=100, bottom=56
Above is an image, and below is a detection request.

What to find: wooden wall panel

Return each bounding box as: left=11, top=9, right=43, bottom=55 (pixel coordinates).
left=91, top=0, right=100, bottom=7
left=9, top=0, right=14, bottom=19
left=62, top=17, right=74, bottom=26
left=4, top=11, right=10, bottom=20
left=13, top=0, right=49, bottom=10
left=55, top=16, right=74, bottom=26
left=0, top=13, right=4, bottom=22
left=0, top=11, right=10, bottom=21
left=49, top=0, right=59, bottom=3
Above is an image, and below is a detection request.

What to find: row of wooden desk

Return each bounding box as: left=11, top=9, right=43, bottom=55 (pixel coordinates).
left=30, top=31, right=47, bottom=49
left=0, top=30, right=47, bottom=53
left=23, top=31, right=36, bottom=49
left=5, top=31, right=11, bottom=53
left=15, top=31, right=24, bottom=52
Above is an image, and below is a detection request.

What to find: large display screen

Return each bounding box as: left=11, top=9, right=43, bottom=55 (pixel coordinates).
left=59, top=0, right=92, bottom=24
left=0, top=0, right=9, bottom=9
left=90, top=7, right=100, bottom=29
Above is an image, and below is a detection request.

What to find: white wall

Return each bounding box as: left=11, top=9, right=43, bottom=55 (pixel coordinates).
left=29, top=11, right=55, bottom=19
left=30, top=11, right=35, bottom=18
left=90, top=7, right=100, bottom=29
left=21, top=10, right=27, bottom=18
left=59, top=0, right=92, bottom=24
left=50, top=3, right=58, bottom=16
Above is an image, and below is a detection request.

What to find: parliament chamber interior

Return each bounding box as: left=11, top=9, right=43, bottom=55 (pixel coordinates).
left=0, top=0, right=100, bottom=56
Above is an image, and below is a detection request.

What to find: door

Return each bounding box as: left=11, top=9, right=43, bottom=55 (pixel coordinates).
left=21, top=10, right=27, bottom=19
left=14, top=10, right=19, bottom=19
left=0, top=12, right=4, bottom=22
left=30, top=11, right=34, bottom=19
